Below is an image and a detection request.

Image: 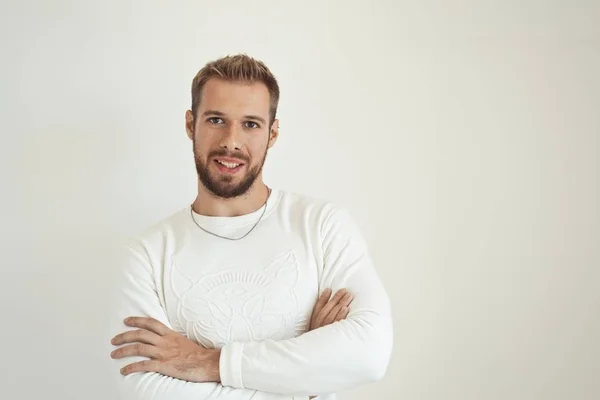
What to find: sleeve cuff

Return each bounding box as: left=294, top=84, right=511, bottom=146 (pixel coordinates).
left=219, top=342, right=245, bottom=389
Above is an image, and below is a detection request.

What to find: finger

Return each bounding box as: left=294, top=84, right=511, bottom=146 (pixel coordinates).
left=334, top=306, right=349, bottom=322
left=111, top=329, right=163, bottom=346
left=329, top=288, right=348, bottom=305
left=314, top=289, right=348, bottom=328
left=110, top=343, right=162, bottom=360
left=124, top=317, right=170, bottom=336
left=322, top=304, right=343, bottom=326
left=317, top=290, right=351, bottom=327
left=310, top=289, right=332, bottom=328
left=323, top=293, right=354, bottom=325
left=338, top=292, right=354, bottom=307
left=315, top=288, right=332, bottom=311
left=121, top=360, right=161, bottom=375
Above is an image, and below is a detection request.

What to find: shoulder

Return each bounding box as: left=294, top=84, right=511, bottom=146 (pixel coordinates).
left=119, top=206, right=190, bottom=256
left=274, top=188, right=357, bottom=232
left=276, top=188, right=337, bottom=215
left=274, top=190, right=369, bottom=259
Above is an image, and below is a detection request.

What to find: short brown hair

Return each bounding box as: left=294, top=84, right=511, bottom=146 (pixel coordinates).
left=190, top=54, right=280, bottom=126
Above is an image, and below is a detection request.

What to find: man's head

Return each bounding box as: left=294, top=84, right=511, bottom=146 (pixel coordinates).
left=185, top=54, right=280, bottom=199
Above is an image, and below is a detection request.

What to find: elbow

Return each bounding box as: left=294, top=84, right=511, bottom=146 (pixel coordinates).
left=360, top=325, right=393, bottom=383
left=365, top=359, right=390, bottom=382
left=362, top=344, right=392, bottom=383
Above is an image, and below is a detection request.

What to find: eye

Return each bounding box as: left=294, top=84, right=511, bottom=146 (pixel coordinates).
left=244, top=121, right=260, bottom=129
left=207, top=117, right=224, bottom=124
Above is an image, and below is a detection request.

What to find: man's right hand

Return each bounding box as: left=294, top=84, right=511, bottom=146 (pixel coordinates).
left=309, top=288, right=354, bottom=331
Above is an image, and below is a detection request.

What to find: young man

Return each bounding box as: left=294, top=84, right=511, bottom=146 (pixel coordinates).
left=108, top=54, right=393, bottom=400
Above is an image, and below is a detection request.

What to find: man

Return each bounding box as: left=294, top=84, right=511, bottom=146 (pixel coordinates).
left=108, top=54, right=393, bottom=400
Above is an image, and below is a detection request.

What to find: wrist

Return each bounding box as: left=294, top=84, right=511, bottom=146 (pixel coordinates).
left=207, top=348, right=221, bottom=382
left=193, top=346, right=221, bottom=383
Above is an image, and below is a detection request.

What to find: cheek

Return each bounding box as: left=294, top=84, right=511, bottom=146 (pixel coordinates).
left=248, top=143, right=266, bottom=160
left=193, top=134, right=214, bottom=152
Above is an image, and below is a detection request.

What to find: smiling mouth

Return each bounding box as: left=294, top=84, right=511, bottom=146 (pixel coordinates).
left=213, top=159, right=245, bottom=173
left=216, top=159, right=242, bottom=168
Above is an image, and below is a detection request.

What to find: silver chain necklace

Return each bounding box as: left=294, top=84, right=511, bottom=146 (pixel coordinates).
left=189, top=187, right=272, bottom=241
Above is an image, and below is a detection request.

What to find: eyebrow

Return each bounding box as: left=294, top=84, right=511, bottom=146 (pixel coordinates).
left=202, top=110, right=267, bottom=124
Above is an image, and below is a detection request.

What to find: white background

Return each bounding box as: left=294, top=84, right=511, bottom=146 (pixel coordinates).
left=1, top=1, right=599, bottom=399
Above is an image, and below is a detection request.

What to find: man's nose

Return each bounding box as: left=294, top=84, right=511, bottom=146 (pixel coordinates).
left=219, top=124, right=242, bottom=150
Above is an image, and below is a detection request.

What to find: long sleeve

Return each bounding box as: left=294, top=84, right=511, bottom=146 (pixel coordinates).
left=219, top=207, right=394, bottom=396
left=107, top=242, right=303, bottom=400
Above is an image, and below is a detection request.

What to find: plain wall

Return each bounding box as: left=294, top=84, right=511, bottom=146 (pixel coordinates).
left=1, top=1, right=599, bottom=399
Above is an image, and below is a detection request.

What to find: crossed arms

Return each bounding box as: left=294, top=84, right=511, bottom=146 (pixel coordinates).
left=107, top=207, right=393, bottom=400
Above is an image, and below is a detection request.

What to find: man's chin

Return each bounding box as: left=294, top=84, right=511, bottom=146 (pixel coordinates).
left=196, top=162, right=261, bottom=199
left=210, top=187, right=244, bottom=199
left=205, top=179, right=254, bottom=199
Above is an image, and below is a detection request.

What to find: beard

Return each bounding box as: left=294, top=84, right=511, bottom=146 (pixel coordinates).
left=193, top=139, right=268, bottom=199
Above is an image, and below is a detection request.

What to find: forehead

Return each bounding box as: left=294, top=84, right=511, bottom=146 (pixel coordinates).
left=199, top=78, right=270, bottom=117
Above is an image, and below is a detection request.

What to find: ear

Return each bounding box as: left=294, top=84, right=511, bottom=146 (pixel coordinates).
left=185, top=110, right=195, bottom=140
left=268, top=119, right=279, bottom=149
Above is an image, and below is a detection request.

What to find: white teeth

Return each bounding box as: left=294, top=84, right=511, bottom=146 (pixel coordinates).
left=217, top=160, right=240, bottom=168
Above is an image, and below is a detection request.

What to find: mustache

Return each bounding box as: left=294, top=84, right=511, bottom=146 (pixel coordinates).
left=208, top=149, right=250, bottom=162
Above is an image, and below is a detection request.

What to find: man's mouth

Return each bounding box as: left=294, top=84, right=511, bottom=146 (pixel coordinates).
left=214, top=158, right=245, bottom=173
left=217, top=160, right=240, bottom=168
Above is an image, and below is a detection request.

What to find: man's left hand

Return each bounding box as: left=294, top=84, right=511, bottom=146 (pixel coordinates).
left=110, top=317, right=220, bottom=382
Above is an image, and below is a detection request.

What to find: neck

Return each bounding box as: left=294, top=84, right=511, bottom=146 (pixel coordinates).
left=192, top=180, right=270, bottom=217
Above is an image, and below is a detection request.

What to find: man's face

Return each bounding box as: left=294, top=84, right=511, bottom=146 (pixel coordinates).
left=186, top=78, right=278, bottom=198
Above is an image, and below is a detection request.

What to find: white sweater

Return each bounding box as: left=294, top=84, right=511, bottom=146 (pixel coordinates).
left=107, top=188, right=393, bottom=400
